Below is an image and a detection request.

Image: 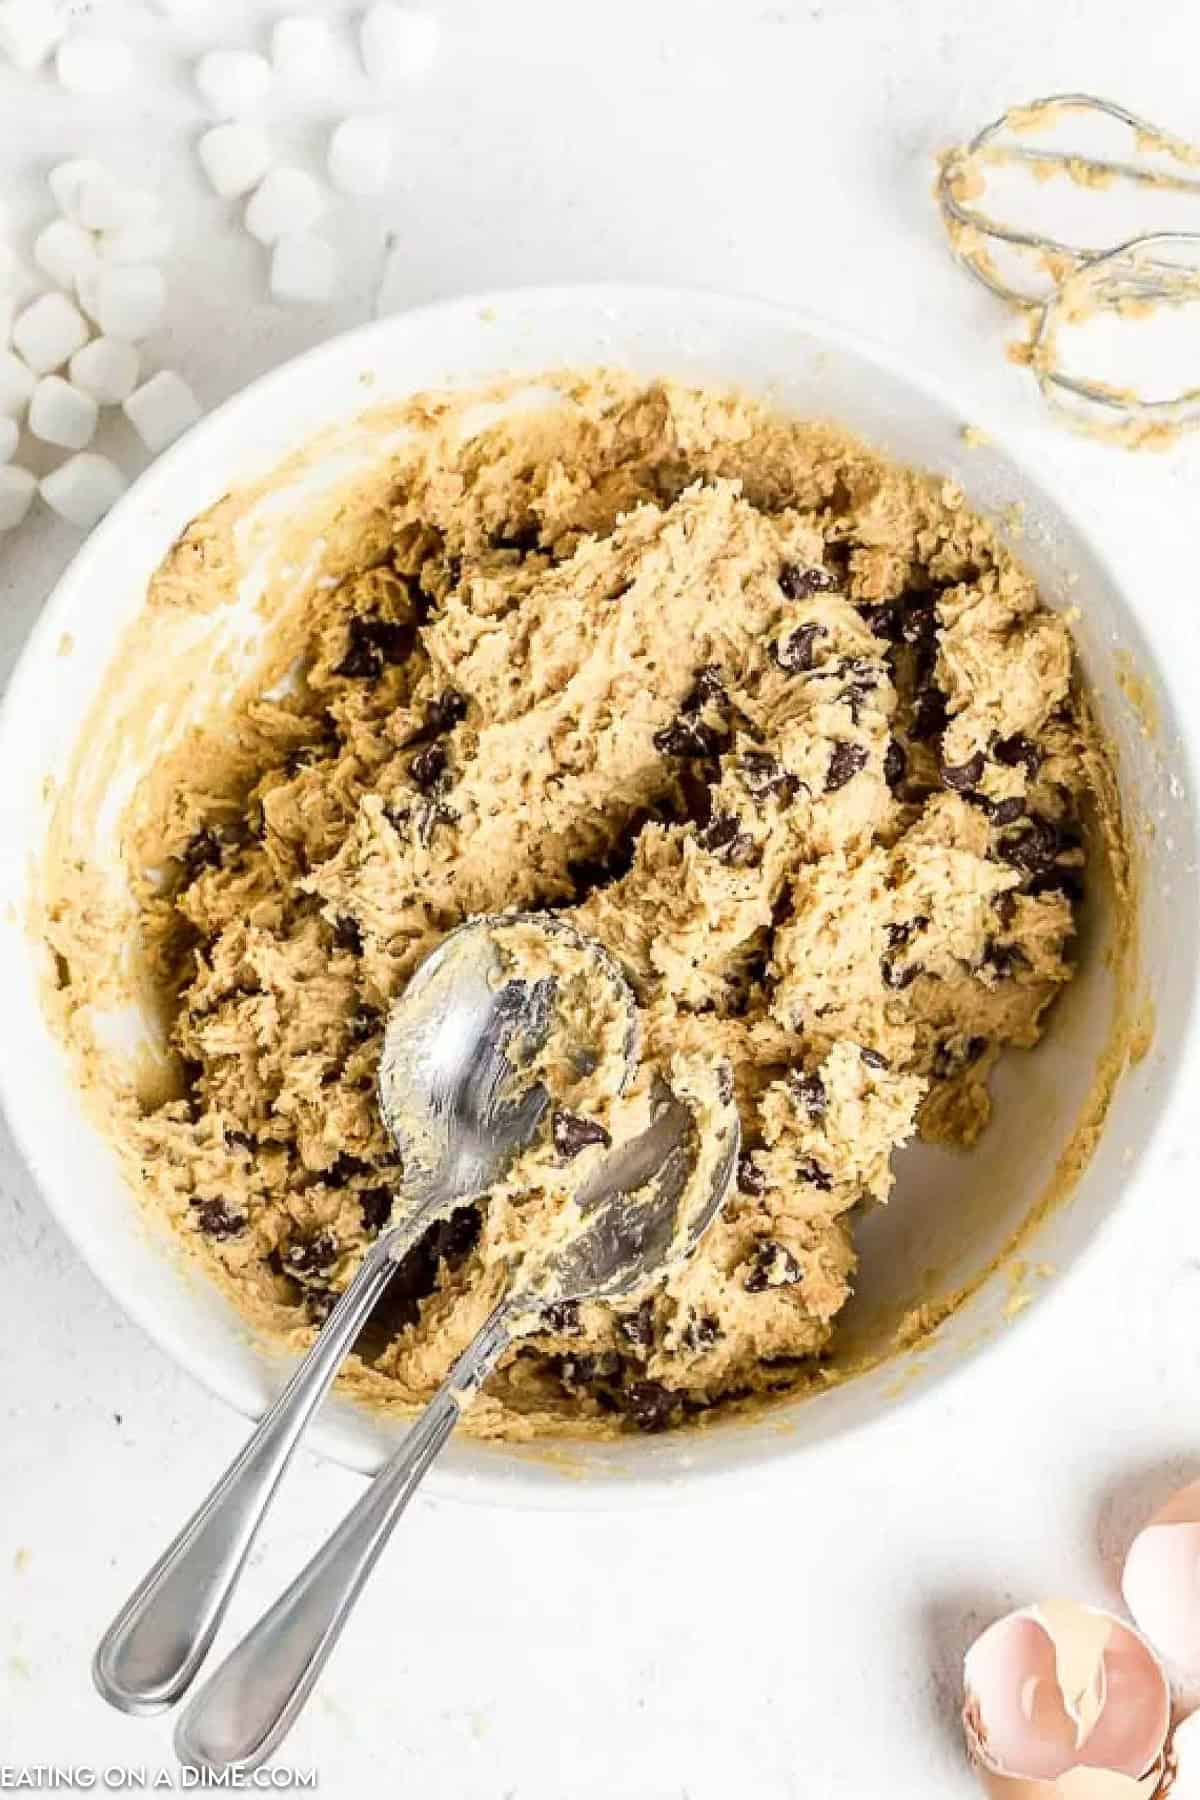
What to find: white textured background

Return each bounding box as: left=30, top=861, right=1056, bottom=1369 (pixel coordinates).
left=2, top=2, right=1200, bottom=1794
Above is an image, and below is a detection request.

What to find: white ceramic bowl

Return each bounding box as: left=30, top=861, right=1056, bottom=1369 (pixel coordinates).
left=1, top=286, right=1196, bottom=1507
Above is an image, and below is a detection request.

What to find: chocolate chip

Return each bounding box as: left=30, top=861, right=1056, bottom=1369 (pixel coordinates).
left=684, top=1312, right=721, bottom=1350
left=424, top=688, right=468, bottom=734
left=558, top=1351, right=621, bottom=1389
left=881, top=953, right=923, bottom=989
left=886, top=916, right=929, bottom=949
left=932, top=1034, right=988, bottom=1079
left=360, top=1188, right=393, bottom=1234
left=779, top=562, right=838, bottom=599
left=941, top=750, right=986, bottom=792
left=737, top=1150, right=766, bottom=1195
left=883, top=739, right=907, bottom=791
left=789, top=1070, right=828, bottom=1117
left=284, top=1230, right=338, bottom=1277
left=427, top=1205, right=483, bottom=1263
left=653, top=715, right=723, bottom=758
left=322, top=1153, right=371, bottom=1188
left=348, top=1006, right=382, bottom=1042
left=179, top=822, right=249, bottom=881
left=332, top=914, right=362, bottom=955
left=716, top=1062, right=735, bottom=1105
left=910, top=686, right=948, bottom=741
left=625, top=1380, right=681, bottom=1433
left=861, top=1046, right=889, bottom=1070
left=1026, top=865, right=1085, bottom=902
left=858, top=601, right=904, bottom=643
left=983, top=795, right=1027, bottom=826
left=797, top=1158, right=832, bottom=1192
left=825, top=740, right=868, bottom=792
left=701, top=813, right=755, bottom=865
left=543, top=1300, right=582, bottom=1336
left=773, top=622, right=826, bottom=673
left=744, top=1239, right=803, bottom=1292
left=684, top=664, right=727, bottom=709
left=739, top=751, right=799, bottom=804
left=409, top=743, right=447, bottom=794
left=977, top=940, right=1029, bottom=981
left=993, top=890, right=1018, bottom=927
left=618, top=1298, right=656, bottom=1349
left=993, top=732, right=1042, bottom=779
left=192, top=1198, right=245, bottom=1239
left=335, top=613, right=415, bottom=679
left=999, top=817, right=1062, bottom=878
left=552, top=1109, right=611, bottom=1159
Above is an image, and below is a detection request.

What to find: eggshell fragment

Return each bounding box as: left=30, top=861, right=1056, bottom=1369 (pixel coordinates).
left=962, top=1601, right=1169, bottom=1799
left=1167, top=1708, right=1200, bottom=1798
left=1122, top=1479, right=1200, bottom=1670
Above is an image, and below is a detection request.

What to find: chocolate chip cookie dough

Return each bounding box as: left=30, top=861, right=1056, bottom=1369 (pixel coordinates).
left=40, top=370, right=1121, bottom=1439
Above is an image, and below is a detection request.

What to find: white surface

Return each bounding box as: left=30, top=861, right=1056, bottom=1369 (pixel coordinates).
left=1, top=1, right=1199, bottom=1795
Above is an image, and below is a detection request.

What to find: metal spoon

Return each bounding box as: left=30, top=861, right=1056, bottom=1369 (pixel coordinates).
left=174, top=1074, right=739, bottom=1775
left=93, top=914, right=638, bottom=1717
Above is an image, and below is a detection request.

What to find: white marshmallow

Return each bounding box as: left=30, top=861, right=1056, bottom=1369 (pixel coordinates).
left=0, top=349, right=35, bottom=415
left=40, top=452, right=125, bottom=528
left=34, top=218, right=100, bottom=290
left=55, top=36, right=133, bottom=94
left=0, top=0, right=66, bottom=71
left=0, top=415, right=18, bottom=462
left=0, top=464, right=36, bottom=530
left=194, top=49, right=272, bottom=116
left=327, top=116, right=392, bottom=196
left=48, top=157, right=110, bottom=223
left=75, top=173, right=158, bottom=234
left=269, top=233, right=337, bottom=304
left=29, top=374, right=98, bottom=450
left=244, top=167, right=325, bottom=245
left=98, top=216, right=174, bottom=264
left=11, top=293, right=89, bottom=374
left=123, top=370, right=200, bottom=451
left=197, top=123, right=272, bottom=199
left=69, top=337, right=139, bottom=405
left=359, top=4, right=439, bottom=84
left=271, top=15, right=333, bottom=86
left=94, top=265, right=166, bottom=340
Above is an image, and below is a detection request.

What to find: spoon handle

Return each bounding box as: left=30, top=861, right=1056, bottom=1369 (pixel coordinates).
left=94, top=1215, right=428, bottom=1716
left=174, top=1304, right=513, bottom=1775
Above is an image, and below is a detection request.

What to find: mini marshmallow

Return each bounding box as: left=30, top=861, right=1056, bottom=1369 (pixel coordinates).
left=0, top=0, right=66, bottom=71
left=94, top=265, right=166, bottom=340
left=69, top=337, right=139, bottom=405
left=48, top=157, right=110, bottom=222
left=194, top=49, right=272, bottom=116
left=29, top=374, right=99, bottom=450
left=197, top=123, right=272, bottom=199
left=40, top=452, right=126, bottom=528
left=34, top=218, right=100, bottom=290
left=271, top=15, right=333, bottom=86
left=327, top=116, right=392, bottom=196
left=269, top=233, right=337, bottom=304
left=75, top=172, right=158, bottom=233
left=123, top=370, right=200, bottom=451
left=359, top=4, right=439, bottom=84
left=99, top=216, right=174, bottom=264
left=11, top=292, right=90, bottom=375
left=0, top=464, right=36, bottom=530
left=0, top=349, right=35, bottom=415
left=0, top=415, right=18, bottom=462
left=55, top=35, right=133, bottom=94
left=244, top=167, right=325, bottom=244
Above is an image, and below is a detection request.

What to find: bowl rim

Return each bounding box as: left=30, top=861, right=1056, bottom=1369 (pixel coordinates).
left=2, top=280, right=1197, bottom=1509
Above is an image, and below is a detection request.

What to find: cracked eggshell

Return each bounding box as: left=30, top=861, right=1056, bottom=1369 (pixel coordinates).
left=1122, top=1479, right=1200, bottom=1671
left=962, top=1600, right=1170, bottom=1800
